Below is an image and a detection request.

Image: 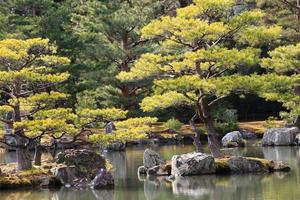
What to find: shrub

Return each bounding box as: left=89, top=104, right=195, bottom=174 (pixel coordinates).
left=213, top=107, right=239, bottom=137
left=215, top=122, right=239, bottom=137
left=164, top=118, right=183, bottom=131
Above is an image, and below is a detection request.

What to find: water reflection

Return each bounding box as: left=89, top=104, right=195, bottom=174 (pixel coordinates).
left=1, top=144, right=300, bottom=200
left=0, top=189, right=114, bottom=200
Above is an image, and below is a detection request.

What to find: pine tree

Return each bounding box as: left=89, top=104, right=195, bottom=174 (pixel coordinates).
left=118, top=0, right=281, bottom=157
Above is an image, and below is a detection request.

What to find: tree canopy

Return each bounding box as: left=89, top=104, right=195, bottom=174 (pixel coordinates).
left=118, top=0, right=282, bottom=157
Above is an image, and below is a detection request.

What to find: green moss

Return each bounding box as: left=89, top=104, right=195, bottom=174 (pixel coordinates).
left=215, top=158, right=231, bottom=174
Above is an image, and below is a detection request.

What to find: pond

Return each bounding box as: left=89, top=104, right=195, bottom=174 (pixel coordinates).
left=0, top=144, right=300, bottom=200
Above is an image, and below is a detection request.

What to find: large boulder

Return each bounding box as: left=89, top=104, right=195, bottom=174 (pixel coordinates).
left=90, top=169, right=114, bottom=189
left=55, top=149, right=106, bottom=178
left=171, top=152, right=215, bottom=176
left=227, top=157, right=269, bottom=174
left=143, top=149, right=164, bottom=169
left=262, top=127, right=300, bottom=146
left=240, top=130, right=257, bottom=140
left=222, top=131, right=245, bottom=147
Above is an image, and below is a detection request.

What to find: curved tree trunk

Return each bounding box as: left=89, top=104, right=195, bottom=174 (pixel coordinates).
left=189, top=115, right=204, bottom=153
left=16, top=146, right=32, bottom=170
left=204, top=117, right=221, bottom=158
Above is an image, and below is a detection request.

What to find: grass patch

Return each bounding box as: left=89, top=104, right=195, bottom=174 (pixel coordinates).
left=18, top=167, right=46, bottom=176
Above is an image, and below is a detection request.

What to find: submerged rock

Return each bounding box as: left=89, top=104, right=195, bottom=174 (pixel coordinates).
left=171, top=152, right=215, bottom=176
left=138, top=166, right=147, bottom=175
left=222, top=131, right=245, bottom=147
left=147, top=163, right=171, bottom=176
left=295, top=133, right=300, bottom=145
left=143, top=149, right=164, bottom=169
left=262, top=127, right=300, bottom=146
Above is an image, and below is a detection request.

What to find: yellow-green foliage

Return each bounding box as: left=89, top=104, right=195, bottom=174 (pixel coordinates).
left=89, top=117, right=158, bottom=144
left=259, top=43, right=300, bottom=122
left=77, top=108, right=128, bottom=125
left=0, top=38, right=74, bottom=141
left=261, top=42, right=300, bottom=74
left=117, top=0, right=281, bottom=113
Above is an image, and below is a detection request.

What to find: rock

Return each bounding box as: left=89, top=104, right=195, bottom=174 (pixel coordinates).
left=270, top=161, right=291, bottom=172
left=165, top=175, right=175, bottom=182
left=105, top=142, right=126, bottom=151
left=171, top=152, right=215, bottom=176
left=232, top=0, right=256, bottom=16
left=105, top=122, right=116, bottom=134
left=227, top=157, right=269, bottom=174
left=262, top=127, right=300, bottom=146
left=55, top=137, right=76, bottom=149
left=222, top=131, right=245, bottom=147
left=39, top=176, right=62, bottom=188
left=55, top=149, right=106, bottom=178
left=295, top=133, right=300, bottom=145
left=143, top=149, right=164, bottom=169
left=147, top=163, right=171, bottom=176
left=240, top=130, right=257, bottom=140
left=138, top=166, right=147, bottom=175
left=90, top=169, right=114, bottom=189
left=51, top=164, right=78, bottom=185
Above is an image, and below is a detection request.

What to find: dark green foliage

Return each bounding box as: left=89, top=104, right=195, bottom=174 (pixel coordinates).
left=213, top=106, right=239, bottom=136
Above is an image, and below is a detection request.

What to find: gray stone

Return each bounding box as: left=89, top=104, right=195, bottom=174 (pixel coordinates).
left=39, top=177, right=62, bottom=188
left=295, top=133, right=300, bottom=145
left=270, top=161, right=291, bottom=172
left=171, top=152, right=215, bottom=176
left=143, top=149, right=164, bottom=169
left=138, top=166, right=147, bottom=175
left=90, top=169, right=114, bottom=189
left=227, top=157, right=269, bottom=173
left=232, top=0, right=256, bottom=16
left=222, top=131, right=245, bottom=147
left=147, top=164, right=170, bottom=176
left=105, top=122, right=116, bottom=134
left=240, top=131, right=257, bottom=140
left=262, top=127, right=300, bottom=146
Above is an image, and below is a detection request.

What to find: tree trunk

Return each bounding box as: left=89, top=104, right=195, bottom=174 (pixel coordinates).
left=34, top=145, right=42, bottom=166
left=297, top=0, right=300, bottom=25
left=189, top=115, right=204, bottom=153
left=204, top=117, right=221, bottom=158
left=16, top=146, right=32, bottom=170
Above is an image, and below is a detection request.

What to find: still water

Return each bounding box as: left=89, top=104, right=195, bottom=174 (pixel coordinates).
left=0, top=145, right=300, bottom=200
